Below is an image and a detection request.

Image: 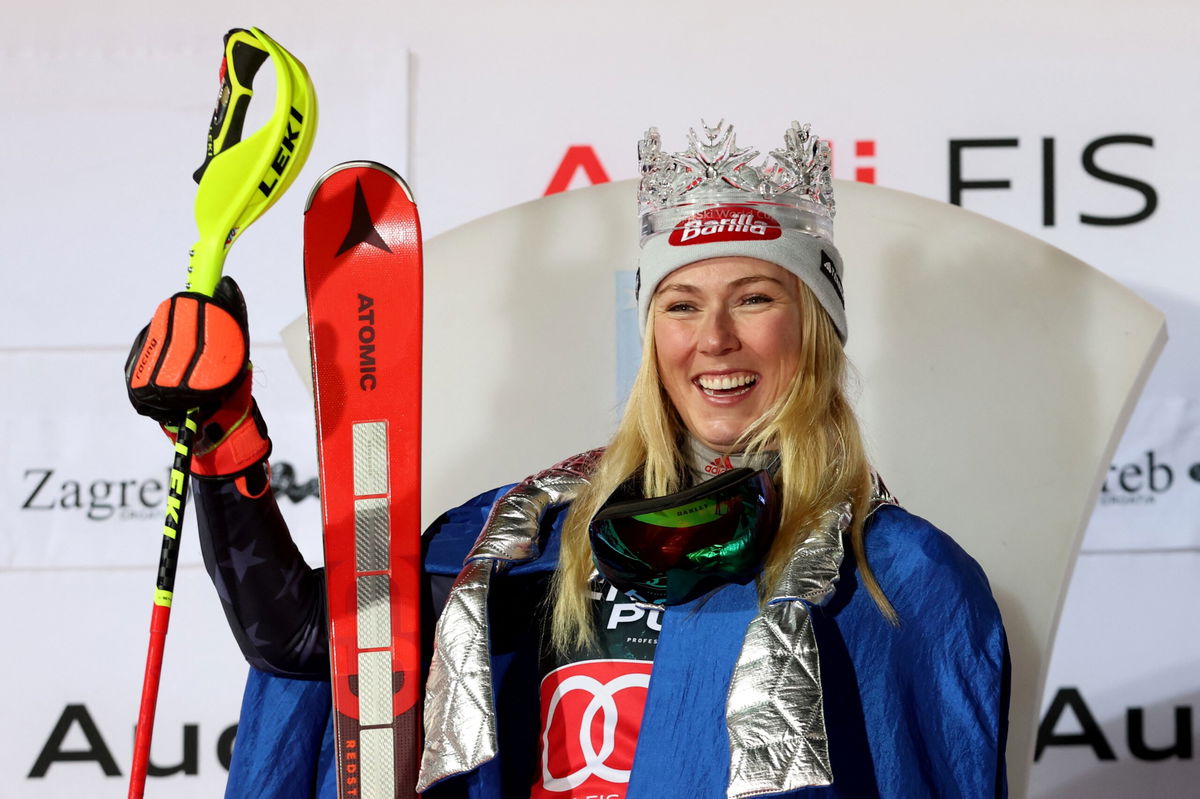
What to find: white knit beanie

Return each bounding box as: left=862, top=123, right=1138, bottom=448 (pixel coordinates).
left=636, top=121, right=846, bottom=342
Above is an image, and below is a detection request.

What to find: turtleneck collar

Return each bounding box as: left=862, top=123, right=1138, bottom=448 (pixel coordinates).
left=684, top=436, right=780, bottom=484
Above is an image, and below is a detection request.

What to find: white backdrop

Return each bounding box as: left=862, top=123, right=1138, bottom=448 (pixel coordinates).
left=2, top=2, right=1197, bottom=797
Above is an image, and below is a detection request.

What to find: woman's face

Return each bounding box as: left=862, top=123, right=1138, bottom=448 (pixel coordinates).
left=652, top=257, right=803, bottom=453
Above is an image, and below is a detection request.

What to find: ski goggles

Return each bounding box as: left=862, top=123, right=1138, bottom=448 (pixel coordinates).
left=589, top=467, right=780, bottom=606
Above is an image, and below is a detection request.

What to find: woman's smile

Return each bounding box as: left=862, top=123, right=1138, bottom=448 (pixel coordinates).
left=694, top=370, right=759, bottom=396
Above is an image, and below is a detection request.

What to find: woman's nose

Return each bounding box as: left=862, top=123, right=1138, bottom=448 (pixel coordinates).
left=699, top=309, right=739, bottom=356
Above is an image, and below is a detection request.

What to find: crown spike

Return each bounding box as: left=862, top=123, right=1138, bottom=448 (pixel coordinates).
left=638, top=119, right=835, bottom=223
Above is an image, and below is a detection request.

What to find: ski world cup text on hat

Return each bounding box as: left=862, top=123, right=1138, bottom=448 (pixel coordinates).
left=668, top=206, right=782, bottom=246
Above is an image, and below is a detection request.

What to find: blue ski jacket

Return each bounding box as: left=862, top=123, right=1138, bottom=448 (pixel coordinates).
left=202, top=477, right=1009, bottom=799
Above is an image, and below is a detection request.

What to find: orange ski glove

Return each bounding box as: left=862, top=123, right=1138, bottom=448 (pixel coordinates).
left=125, top=276, right=271, bottom=496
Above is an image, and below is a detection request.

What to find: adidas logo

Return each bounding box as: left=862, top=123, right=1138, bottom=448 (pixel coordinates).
left=705, top=454, right=734, bottom=475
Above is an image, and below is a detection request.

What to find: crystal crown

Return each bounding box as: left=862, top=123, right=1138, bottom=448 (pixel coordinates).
left=638, top=120, right=835, bottom=238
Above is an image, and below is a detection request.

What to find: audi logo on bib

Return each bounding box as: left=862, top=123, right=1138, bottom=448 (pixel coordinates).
left=534, top=659, right=653, bottom=798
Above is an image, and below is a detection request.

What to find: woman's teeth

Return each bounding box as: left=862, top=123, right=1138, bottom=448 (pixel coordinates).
left=697, top=374, right=757, bottom=394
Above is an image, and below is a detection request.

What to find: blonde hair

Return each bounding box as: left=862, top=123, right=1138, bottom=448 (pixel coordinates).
left=548, top=280, right=897, bottom=654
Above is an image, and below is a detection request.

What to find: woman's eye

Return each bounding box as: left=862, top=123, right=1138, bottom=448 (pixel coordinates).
left=665, top=301, right=695, bottom=313
left=743, top=294, right=773, bottom=305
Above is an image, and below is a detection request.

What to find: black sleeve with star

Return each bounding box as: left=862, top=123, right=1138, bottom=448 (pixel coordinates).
left=193, top=478, right=331, bottom=678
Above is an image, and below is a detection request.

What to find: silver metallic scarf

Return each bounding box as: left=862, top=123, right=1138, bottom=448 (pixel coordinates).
left=417, top=448, right=895, bottom=797
left=417, top=450, right=602, bottom=791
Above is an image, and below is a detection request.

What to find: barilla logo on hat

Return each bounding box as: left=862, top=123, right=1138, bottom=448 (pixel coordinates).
left=668, top=206, right=782, bottom=246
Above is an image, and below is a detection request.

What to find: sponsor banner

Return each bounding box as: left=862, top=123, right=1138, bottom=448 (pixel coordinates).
left=1, top=566, right=245, bottom=798
left=1031, top=550, right=1200, bottom=798
left=1083, top=394, right=1200, bottom=551
left=0, top=347, right=322, bottom=571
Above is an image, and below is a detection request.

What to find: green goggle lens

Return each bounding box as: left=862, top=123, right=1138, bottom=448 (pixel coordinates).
left=589, top=467, right=779, bottom=606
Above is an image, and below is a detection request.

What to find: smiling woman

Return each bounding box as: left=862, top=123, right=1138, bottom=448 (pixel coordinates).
left=533, top=121, right=1005, bottom=798
left=127, top=119, right=1011, bottom=799
left=523, top=122, right=1006, bottom=798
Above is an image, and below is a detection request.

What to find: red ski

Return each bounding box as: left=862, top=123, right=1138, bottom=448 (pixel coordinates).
left=304, top=161, right=422, bottom=799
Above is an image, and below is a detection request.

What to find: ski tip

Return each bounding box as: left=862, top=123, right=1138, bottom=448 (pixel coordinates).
left=305, top=161, right=415, bottom=211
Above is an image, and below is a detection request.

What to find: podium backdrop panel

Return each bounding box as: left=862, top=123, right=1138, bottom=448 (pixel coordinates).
left=285, top=177, right=1165, bottom=798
